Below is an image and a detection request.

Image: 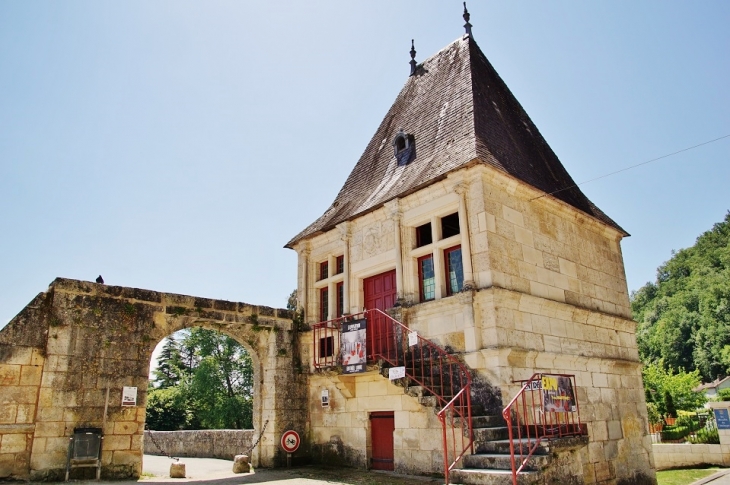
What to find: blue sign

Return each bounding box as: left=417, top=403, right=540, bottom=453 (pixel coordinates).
left=714, top=408, right=730, bottom=430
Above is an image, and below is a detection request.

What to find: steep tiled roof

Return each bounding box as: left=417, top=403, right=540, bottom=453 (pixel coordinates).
left=286, top=35, right=626, bottom=248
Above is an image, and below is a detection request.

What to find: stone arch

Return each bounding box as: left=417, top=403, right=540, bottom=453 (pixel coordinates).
left=0, top=278, right=307, bottom=481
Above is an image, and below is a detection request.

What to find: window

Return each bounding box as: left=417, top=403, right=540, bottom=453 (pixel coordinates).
left=335, top=255, right=344, bottom=275
left=319, top=261, right=329, bottom=281
left=416, top=222, right=432, bottom=248
left=444, top=246, right=464, bottom=296
left=418, top=254, right=435, bottom=301
left=336, top=282, right=344, bottom=317
left=319, top=287, right=329, bottom=321
left=441, top=213, right=460, bottom=238
left=319, top=336, right=334, bottom=358
left=393, top=130, right=416, bottom=166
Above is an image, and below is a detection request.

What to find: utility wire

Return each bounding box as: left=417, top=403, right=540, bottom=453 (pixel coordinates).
left=530, top=133, right=730, bottom=201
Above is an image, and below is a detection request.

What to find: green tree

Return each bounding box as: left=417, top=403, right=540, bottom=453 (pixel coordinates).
left=152, top=338, right=185, bottom=389
left=632, top=212, right=730, bottom=381
left=147, top=328, right=254, bottom=430
left=145, top=386, right=189, bottom=430
left=642, top=362, right=706, bottom=415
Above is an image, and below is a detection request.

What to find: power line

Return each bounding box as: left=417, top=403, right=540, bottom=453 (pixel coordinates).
left=530, top=134, right=730, bottom=201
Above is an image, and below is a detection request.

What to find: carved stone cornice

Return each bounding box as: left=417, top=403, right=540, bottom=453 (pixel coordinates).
left=337, top=221, right=351, bottom=242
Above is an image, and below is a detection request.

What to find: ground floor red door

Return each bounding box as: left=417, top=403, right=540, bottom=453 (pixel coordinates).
left=363, top=270, right=397, bottom=360
left=370, top=411, right=394, bottom=470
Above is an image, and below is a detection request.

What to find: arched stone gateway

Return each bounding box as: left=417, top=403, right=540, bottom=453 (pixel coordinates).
left=0, top=278, right=307, bottom=481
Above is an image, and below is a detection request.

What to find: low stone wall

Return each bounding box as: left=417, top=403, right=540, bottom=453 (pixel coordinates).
left=652, top=443, right=730, bottom=470
left=144, top=430, right=254, bottom=460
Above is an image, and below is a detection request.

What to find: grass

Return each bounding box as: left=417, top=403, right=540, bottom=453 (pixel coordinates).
left=657, top=468, right=723, bottom=485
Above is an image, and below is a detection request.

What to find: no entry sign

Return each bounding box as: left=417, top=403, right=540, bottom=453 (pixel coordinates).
left=280, top=430, right=300, bottom=453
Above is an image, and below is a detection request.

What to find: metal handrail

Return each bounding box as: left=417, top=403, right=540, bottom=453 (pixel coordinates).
left=311, top=308, right=473, bottom=484
left=502, top=373, right=583, bottom=485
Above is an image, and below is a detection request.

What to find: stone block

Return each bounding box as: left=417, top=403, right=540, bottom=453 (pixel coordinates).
left=34, top=422, right=66, bottom=438
left=1, top=433, right=28, bottom=453
left=0, top=404, right=17, bottom=424
left=607, top=420, right=623, bottom=440
left=233, top=455, right=250, bottom=473
left=170, top=461, right=186, bottom=478
left=19, top=365, right=42, bottom=386
left=104, top=435, right=131, bottom=451
left=113, top=422, right=138, bottom=435
left=0, top=365, right=21, bottom=386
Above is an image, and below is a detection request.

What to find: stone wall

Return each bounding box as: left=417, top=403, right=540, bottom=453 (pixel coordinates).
left=652, top=443, right=730, bottom=470
left=144, top=430, right=254, bottom=460
left=0, top=278, right=305, bottom=481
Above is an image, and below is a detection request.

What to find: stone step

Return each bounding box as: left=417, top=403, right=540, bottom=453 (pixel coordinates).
left=463, top=453, right=549, bottom=471
left=476, top=438, right=549, bottom=456
left=469, top=415, right=506, bottom=429
left=473, top=426, right=510, bottom=443
left=449, top=468, right=540, bottom=485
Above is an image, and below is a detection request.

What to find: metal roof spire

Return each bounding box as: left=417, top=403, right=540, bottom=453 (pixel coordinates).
left=409, top=39, right=417, bottom=76
left=463, top=2, right=473, bottom=36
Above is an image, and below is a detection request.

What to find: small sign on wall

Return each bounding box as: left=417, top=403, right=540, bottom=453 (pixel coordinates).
left=715, top=408, right=730, bottom=430
left=321, top=389, right=329, bottom=407
left=389, top=366, right=406, bottom=380
left=121, top=386, right=137, bottom=407
left=408, top=331, right=418, bottom=347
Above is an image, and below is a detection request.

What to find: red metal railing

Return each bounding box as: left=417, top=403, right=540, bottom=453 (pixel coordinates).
left=502, top=373, right=584, bottom=485
left=312, top=309, right=472, bottom=484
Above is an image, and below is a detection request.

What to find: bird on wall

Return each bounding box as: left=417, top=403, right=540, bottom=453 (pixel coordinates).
left=96, top=275, right=104, bottom=284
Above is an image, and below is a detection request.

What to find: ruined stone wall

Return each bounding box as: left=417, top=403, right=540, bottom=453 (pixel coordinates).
left=143, top=430, right=254, bottom=460
left=0, top=278, right=304, bottom=480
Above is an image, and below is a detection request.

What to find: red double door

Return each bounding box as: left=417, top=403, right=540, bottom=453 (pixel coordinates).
left=363, top=270, right=397, bottom=361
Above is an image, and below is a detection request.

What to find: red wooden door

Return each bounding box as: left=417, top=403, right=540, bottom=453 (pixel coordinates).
left=363, top=270, right=397, bottom=360
left=370, top=411, right=394, bottom=470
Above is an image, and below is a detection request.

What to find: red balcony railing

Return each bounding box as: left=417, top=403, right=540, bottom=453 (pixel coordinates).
left=502, top=373, right=584, bottom=485
left=312, top=309, right=472, bottom=484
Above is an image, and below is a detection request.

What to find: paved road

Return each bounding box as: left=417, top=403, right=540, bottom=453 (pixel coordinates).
left=694, top=469, right=730, bottom=485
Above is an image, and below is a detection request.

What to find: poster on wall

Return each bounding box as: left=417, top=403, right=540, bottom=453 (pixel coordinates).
left=541, top=375, right=576, bottom=413
left=121, top=386, right=138, bottom=407
left=715, top=408, right=730, bottom=430
left=341, top=318, right=367, bottom=374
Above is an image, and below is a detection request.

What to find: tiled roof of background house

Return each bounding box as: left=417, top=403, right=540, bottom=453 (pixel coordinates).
left=286, top=35, right=627, bottom=248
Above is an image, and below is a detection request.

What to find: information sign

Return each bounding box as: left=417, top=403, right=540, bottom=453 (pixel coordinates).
left=121, top=387, right=137, bottom=407
left=341, top=318, right=367, bottom=374
left=389, top=366, right=406, bottom=380
left=715, top=408, right=730, bottom=430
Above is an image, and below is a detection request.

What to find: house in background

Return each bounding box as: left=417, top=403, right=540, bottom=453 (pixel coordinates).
left=286, top=8, right=655, bottom=485
left=695, top=376, right=730, bottom=400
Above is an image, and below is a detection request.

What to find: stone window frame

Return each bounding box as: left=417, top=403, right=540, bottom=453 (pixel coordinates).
left=313, top=254, right=346, bottom=322
left=405, top=199, right=463, bottom=303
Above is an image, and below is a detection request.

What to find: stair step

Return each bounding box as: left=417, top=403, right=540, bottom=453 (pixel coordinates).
left=450, top=468, right=540, bottom=485
left=469, top=415, right=507, bottom=428
left=463, top=453, right=548, bottom=471
left=476, top=438, right=549, bottom=456
left=473, top=426, right=510, bottom=442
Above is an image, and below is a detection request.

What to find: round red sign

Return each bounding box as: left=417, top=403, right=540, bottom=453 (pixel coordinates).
left=280, top=430, right=300, bottom=453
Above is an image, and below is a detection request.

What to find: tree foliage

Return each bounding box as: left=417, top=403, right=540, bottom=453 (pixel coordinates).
left=632, top=212, right=730, bottom=381
left=642, top=362, right=706, bottom=415
left=146, top=328, right=253, bottom=430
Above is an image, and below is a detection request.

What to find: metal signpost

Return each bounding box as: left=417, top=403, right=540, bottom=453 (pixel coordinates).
left=280, top=430, right=300, bottom=467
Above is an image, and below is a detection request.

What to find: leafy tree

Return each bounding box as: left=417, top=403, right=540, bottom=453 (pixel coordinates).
left=632, top=212, right=730, bottom=381
left=145, top=386, right=189, bottom=430
left=642, top=362, right=706, bottom=415
left=147, top=328, right=254, bottom=430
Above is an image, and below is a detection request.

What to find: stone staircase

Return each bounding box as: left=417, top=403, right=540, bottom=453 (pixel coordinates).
left=380, top=364, right=587, bottom=485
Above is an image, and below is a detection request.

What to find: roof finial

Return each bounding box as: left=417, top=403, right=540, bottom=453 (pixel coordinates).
left=409, top=39, right=417, bottom=76
left=463, top=2, right=473, bottom=37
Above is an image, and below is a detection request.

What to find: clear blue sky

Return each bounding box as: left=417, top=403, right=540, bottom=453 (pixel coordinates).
left=1, top=1, right=729, bottom=328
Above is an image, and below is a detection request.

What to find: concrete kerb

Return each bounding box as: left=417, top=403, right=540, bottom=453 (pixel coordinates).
left=689, top=468, right=730, bottom=485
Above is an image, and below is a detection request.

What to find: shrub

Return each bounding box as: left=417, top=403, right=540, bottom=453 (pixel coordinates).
left=676, top=410, right=701, bottom=430
left=646, top=402, right=662, bottom=425
left=689, top=426, right=720, bottom=444
left=660, top=425, right=691, bottom=441
left=718, top=388, right=730, bottom=401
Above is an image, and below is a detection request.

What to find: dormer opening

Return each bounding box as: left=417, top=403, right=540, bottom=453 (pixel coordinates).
left=393, top=130, right=416, bottom=166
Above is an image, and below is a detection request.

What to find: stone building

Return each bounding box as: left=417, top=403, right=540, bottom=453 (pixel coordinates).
left=287, top=16, right=655, bottom=485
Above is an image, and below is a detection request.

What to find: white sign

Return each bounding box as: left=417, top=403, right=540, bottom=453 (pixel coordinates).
left=121, top=386, right=137, bottom=407
left=321, top=389, right=329, bottom=407
left=408, top=331, right=418, bottom=347
left=389, top=366, right=406, bottom=380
